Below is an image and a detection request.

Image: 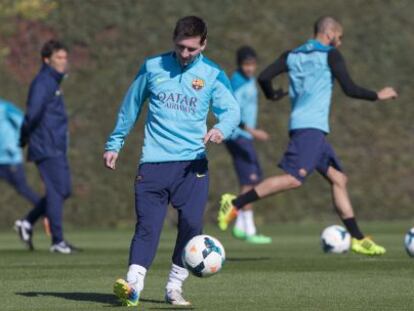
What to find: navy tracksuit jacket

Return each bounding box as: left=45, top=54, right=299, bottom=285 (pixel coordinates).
left=21, top=64, right=71, bottom=244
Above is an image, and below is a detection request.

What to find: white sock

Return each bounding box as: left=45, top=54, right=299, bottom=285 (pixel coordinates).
left=126, top=264, right=147, bottom=292
left=19, top=220, right=32, bottom=241
left=243, top=210, right=256, bottom=236
left=234, top=210, right=245, bottom=232
left=165, top=263, right=189, bottom=292
left=22, top=219, right=32, bottom=229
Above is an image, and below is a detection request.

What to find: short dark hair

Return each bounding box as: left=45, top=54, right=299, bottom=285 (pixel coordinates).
left=236, top=46, right=257, bottom=66
left=173, top=16, right=207, bottom=43
left=41, top=39, right=67, bottom=60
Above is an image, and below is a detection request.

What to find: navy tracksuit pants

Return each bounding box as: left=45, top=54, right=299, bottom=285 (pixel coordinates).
left=25, top=156, right=71, bottom=244
left=129, top=159, right=209, bottom=269
left=0, top=163, right=40, bottom=206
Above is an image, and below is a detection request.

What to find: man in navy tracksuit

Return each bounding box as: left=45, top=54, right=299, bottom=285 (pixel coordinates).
left=16, top=40, right=78, bottom=254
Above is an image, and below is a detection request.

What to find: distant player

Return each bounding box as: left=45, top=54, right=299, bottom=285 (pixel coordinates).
left=218, top=16, right=397, bottom=256
left=17, top=40, right=79, bottom=254
left=103, top=16, right=239, bottom=307
left=0, top=98, right=42, bottom=250
left=225, top=46, right=272, bottom=244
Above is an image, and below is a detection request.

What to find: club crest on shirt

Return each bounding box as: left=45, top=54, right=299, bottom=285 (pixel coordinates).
left=192, top=78, right=204, bottom=90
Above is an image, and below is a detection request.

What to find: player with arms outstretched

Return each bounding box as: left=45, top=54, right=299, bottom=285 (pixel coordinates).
left=218, top=16, right=397, bottom=256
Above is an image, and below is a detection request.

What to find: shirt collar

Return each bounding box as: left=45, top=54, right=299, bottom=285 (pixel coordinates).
left=308, top=38, right=330, bottom=49
left=41, top=63, right=65, bottom=84
left=172, top=51, right=203, bottom=71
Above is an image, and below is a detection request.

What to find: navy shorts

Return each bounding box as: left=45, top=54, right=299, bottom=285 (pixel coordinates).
left=225, top=138, right=262, bottom=186
left=278, top=129, right=343, bottom=182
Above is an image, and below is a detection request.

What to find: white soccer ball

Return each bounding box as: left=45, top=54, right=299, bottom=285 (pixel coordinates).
left=404, top=228, right=414, bottom=257
left=182, top=235, right=225, bottom=277
left=321, top=225, right=351, bottom=254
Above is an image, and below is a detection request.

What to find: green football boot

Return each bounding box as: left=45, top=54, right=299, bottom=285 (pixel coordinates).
left=113, top=279, right=139, bottom=307
left=232, top=227, right=247, bottom=240
left=246, top=234, right=272, bottom=244
left=218, top=193, right=238, bottom=231
left=351, top=237, right=386, bottom=256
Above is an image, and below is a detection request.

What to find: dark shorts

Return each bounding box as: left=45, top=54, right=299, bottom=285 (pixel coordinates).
left=278, top=129, right=343, bottom=182
left=225, top=138, right=262, bottom=186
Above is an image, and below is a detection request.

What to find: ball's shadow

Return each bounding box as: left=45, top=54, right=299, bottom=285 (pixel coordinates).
left=226, top=256, right=271, bottom=262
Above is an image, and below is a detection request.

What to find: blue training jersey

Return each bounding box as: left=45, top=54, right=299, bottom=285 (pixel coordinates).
left=286, top=39, right=334, bottom=133
left=105, top=52, right=240, bottom=163
left=229, top=70, right=258, bottom=140
left=0, top=99, right=24, bottom=164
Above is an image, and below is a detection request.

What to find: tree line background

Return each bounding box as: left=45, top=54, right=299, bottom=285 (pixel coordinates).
left=0, top=0, right=413, bottom=229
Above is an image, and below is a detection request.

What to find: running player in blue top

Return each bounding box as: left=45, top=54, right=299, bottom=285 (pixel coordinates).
left=104, top=16, right=240, bottom=307
left=225, top=46, right=272, bottom=244
left=218, top=16, right=397, bottom=256
left=0, top=98, right=42, bottom=250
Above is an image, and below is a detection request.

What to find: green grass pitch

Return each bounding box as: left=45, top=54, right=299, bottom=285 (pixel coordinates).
left=1, top=222, right=414, bottom=310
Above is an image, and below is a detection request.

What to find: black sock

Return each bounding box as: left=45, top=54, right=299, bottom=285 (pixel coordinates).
left=232, top=189, right=260, bottom=210
left=342, top=217, right=364, bottom=240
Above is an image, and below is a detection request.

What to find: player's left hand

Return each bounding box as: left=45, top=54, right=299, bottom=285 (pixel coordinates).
left=377, top=87, right=398, bottom=100
left=204, top=128, right=224, bottom=144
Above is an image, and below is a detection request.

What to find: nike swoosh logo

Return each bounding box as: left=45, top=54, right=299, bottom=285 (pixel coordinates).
left=156, top=77, right=167, bottom=83
left=196, top=173, right=206, bottom=178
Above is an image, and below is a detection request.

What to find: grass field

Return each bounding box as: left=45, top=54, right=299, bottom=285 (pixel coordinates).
left=1, top=222, right=414, bottom=311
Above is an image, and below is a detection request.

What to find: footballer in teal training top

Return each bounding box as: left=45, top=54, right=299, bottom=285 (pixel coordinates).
left=104, top=16, right=240, bottom=307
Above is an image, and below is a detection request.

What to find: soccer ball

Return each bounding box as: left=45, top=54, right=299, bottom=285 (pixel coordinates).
left=404, top=228, right=414, bottom=257
left=320, top=225, right=351, bottom=254
left=182, top=235, right=225, bottom=277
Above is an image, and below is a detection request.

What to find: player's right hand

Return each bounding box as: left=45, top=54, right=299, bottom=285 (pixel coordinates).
left=377, top=87, right=398, bottom=100
left=103, top=151, right=118, bottom=170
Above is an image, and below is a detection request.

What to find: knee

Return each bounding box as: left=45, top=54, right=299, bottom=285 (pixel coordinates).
left=62, top=187, right=71, bottom=200
left=334, top=173, right=348, bottom=188
left=180, top=217, right=203, bottom=234
left=54, top=184, right=71, bottom=200
left=136, top=222, right=160, bottom=241
left=61, top=177, right=72, bottom=199
left=286, top=175, right=302, bottom=189
left=14, top=183, right=28, bottom=194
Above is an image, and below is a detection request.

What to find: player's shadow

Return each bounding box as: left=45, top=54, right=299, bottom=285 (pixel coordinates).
left=16, top=291, right=169, bottom=307
left=17, top=291, right=196, bottom=310
left=226, top=256, right=271, bottom=262
left=17, top=291, right=119, bottom=306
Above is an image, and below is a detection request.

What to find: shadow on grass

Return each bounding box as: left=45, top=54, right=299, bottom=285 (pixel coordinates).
left=150, top=308, right=194, bottom=310
left=226, top=257, right=271, bottom=262
left=16, top=292, right=171, bottom=307
left=17, top=292, right=119, bottom=306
